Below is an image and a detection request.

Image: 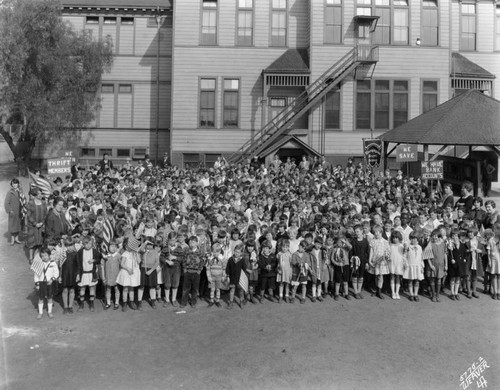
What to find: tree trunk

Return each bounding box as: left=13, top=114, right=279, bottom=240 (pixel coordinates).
left=0, top=125, right=36, bottom=176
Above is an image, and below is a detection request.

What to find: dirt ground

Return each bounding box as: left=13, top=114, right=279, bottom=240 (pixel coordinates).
left=0, top=162, right=499, bottom=390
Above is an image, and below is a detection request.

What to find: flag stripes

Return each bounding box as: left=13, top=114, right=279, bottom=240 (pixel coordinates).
left=28, top=170, right=52, bottom=198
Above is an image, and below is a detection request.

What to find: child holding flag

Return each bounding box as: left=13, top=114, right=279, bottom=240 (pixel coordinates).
left=32, top=247, right=60, bottom=319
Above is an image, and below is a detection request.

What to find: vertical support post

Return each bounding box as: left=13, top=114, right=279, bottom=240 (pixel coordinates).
left=155, top=8, right=163, bottom=166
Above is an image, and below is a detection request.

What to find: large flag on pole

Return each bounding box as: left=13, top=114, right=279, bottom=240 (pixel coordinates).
left=101, top=217, right=115, bottom=254
left=28, top=170, right=52, bottom=198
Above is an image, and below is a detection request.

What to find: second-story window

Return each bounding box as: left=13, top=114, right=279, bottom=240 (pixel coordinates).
left=223, top=79, right=239, bottom=128
left=237, top=0, right=253, bottom=46
left=359, top=0, right=409, bottom=45
left=460, top=3, right=476, bottom=51
left=422, top=0, right=438, bottom=46
left=201, top=0, right=218, bottom=45
left=200, top=78, right=216, bottom=127
left=325, top=0, right=342, bottom=44
left=271, top=0, right=287, bottom=47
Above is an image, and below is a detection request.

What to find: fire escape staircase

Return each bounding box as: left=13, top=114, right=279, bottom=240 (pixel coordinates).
left=227, top=45, right=379, bottom=164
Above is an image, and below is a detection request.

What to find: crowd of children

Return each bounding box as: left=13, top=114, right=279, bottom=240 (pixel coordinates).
left=18, top=155, right=500, bottom=319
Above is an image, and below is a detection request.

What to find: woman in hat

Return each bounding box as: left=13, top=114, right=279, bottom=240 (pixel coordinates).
left=4, top=178, right=26, bottom=245
left=26, top=187, right=48, bottom=261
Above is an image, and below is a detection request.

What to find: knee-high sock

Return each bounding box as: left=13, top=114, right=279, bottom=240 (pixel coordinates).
left=47, top=302, right=53, bottom=313
left=390, top=279, right=395, bottom=295
left=122, top=287, right=128, bottom=302
left=301, top=284, right=307, bottom=298
left=164, top=288, right=170, bottom=303
left=105, top=288, right=111, bottom=305
left=172, top=288, right=178, bottom=302
left=62, top=288, right=69, bottom=308
left=129, top=290, right=134, bottom=302
left=150, top=288, right=156, bottom=300
left=279, top=284, right=284, bottom=298
left=114, top=286, right=120, bottom=304
left=69, top=288, right=75, bottom=307
left=408, top=283, right=414, bottom=297
left=229, top=287, right=235, bottom=302
left=38, top=301, right=44, bottom=314
left=414, top=281, right=419, bottom=296
left=138, top=287, right=144, bottom=301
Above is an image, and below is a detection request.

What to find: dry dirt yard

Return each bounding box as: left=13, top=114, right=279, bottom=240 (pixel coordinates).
left=0, top=163, right=498, bottom=390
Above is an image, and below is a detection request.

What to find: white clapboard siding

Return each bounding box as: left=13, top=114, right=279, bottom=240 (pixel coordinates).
left=103, top=57, right=171, bottom=82
left=159, top=83, right=171, bottom=128
left=450, top=1, right=460, bottom=51
left=254, top=0, right=270, bottom=47
left=440, top=0, right=450, bottom=49
left=173, top=1, right=199, bottom=46
left=218, top=0, right=236, bottom=47
left=102, top=24, right=117, bottom=54
left=134, top=17, right=171, bottom=56
left=117, top=94, right=132, bottom=128
left=63, top=16, right=84, bottom=30
left=119, top=24, right=134, bottom=55
left=99, top=93, right=115, bottom=128
left=171, top=129, right=252, bottom=152
left=477, top=2, right=495, bottom=52
left=289, top=0, right=309, bottom=48
left=133, top=83, right=154, bottom=129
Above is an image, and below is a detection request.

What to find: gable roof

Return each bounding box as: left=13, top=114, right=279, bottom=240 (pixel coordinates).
left=451, top=52, right=495, bottom=79
left=379, top=90, right=500, bottom=146
left=264, top=49, right=310, bottom=74
left=259, top=135, right=320, bottom=158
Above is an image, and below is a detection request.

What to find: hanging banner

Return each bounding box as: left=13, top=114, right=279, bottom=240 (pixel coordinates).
left=363, top=139, right=382, bottom=168
left=396, top=144, right=418, bottom=162
left=421, top=160, right=444, bottom=179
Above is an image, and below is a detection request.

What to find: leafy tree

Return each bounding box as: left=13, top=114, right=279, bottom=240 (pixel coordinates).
left=0, top=0, right=113, bottom=171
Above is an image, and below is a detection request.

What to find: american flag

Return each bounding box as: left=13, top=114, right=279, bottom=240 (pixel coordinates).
left=101, top=217, right=115, bottom=253
left=30, top=256, right=45, bottom=276
left=28, top=170, right=52, bottom=198
left=239, top=270, right=248, bottom=293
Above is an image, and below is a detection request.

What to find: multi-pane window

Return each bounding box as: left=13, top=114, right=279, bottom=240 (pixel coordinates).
left=422, top=0, right=438, bottom=46
left=375, top=80, right=390, bottom=129
left=356, top=80, right=371, bottom=129
left=393, top=7, right=408, bottom=44
left=201, top=0, right=217, bottom=45
left=325, top=90, right=340, bottom=129
left=422, top=80, right=438, bottom=113
left=460, top=3, right=476, bottom=51
left=356, top=0, right=372, bottom=16
left=393, top=81, right=408, bottom=127
left=223, top=79, right=239, bottom=128
left=200, top=78, right=216, bottom=127
left=325, top=0, right=342, bottom=44
left=496, top=5, right=500, bottom=51
left=360, top=0, right=408, bottom=45
left=237, top=0, right=253, bottom=46
left=356, top=79, right=408, bottom=129
left=271, top=0, right=287, bottom=46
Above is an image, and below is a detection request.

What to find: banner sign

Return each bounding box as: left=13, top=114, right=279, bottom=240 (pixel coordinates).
left=421, top=160, right=443, bottom=179
left=63, top=149, right=79, bottom=164
left=396, top=144, right=418, bottom=162
left=47, top=157, right=72, bottom=175
left=363, top=139, right=382, bottom=168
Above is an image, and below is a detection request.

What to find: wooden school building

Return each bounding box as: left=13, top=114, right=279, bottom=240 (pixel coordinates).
left=33, top=0, right=500, bottom=168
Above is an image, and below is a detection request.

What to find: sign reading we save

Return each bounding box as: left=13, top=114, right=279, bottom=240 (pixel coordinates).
left=47, top=157, right=72, bottom=175
left=396, top=144, right=418, bottom=162
left=421, top=160, right=444, bottom=179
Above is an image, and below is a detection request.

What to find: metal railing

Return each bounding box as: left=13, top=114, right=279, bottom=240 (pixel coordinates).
left=228, top=45, right=379, bottom=163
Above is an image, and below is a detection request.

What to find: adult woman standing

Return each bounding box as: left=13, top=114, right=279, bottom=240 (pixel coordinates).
left=483, top=200, right=500, bottom=230
left=45, top=197, right=69, bottom=242
left=4, top=178, right=25, bottom=245
left=26, top=188, right=48, bottom=261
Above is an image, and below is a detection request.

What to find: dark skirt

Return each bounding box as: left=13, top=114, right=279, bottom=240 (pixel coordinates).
left=140, top=268, right=158, bottom=287
left=448, top=260, right=460, bottom=278
left=457, top=258, right=472, bottom=278
left=60, top=254, right=79, bottom=288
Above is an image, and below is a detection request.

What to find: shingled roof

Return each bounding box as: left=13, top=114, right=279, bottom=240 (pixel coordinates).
left=379, top=90, right=500, bottom=146
left=61, top=0, right=172, bottom=9
left=451, top=52, right=495, bottom=79
left=264, top=49, right=310, bottom=74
